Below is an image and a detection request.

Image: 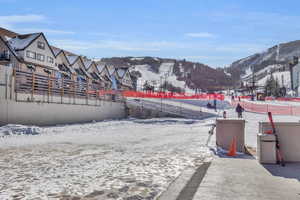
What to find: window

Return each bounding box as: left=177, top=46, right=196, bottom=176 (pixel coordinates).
left=0, top=50, right=10, bottom=60
left=37, top=54, right=45, bottom=61
left=26, top=51, right=36, bottom=59
left=47, top=56, right=54, bottom=63
left=37, top=41, right=45, bottom=49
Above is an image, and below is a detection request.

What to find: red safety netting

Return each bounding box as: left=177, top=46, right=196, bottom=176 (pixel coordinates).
left=122, top=90, right=225, bottom=100
left=232, top=100, right=300, bottom=116
left=239, top=96, right=252, bottom=99
left=265, top=97, right=300, bottom=102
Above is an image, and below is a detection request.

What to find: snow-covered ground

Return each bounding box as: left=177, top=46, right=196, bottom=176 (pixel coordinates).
left=0, top=118, right=213, bottom=200
left=243, top=99, right=300, bottom=106
left=1, top=98, right=300, bottom=199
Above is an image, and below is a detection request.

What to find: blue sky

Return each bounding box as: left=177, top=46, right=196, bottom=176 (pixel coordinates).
left=1, top=0, right=300, bottom=67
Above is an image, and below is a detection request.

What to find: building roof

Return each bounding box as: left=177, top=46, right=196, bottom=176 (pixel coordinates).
left=83, top=59, right=93, bottom=70
left=106, top=65, right=116, bottom=76
left=7, top=32, right=56, bottom=58
left=0, top=27, right=18, bottom=38
left=96, top=63, right=106, bottom=73
left=8, top=33, right=41, bottom=51
left=116, top=68, right=126, bottom=78
left=0, top=36, right=21, bottom=62
left=51, top=46, right=62, bottom=57
left=66, top=55, right=79, bottom=65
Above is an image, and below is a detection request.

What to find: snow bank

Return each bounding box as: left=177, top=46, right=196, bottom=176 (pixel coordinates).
left=0, top=124, right=41, bottom=137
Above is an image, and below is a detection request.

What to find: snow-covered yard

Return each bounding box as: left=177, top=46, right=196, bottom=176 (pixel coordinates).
left=0, top=118, right=213, bottom=200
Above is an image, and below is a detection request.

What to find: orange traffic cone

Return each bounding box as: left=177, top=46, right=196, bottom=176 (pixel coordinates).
left=227, top=136, right=237, bottom=156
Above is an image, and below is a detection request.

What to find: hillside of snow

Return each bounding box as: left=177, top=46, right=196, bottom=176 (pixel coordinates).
left=225, top=40, right=300, bottom=89
left=239, top=64, right=291, bottom=88
left=99, top=57, right=233, bottom=92
left=129, top=63, right=194, bottom=93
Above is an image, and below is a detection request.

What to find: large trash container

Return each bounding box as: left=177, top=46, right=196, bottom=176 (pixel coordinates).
left=257, top=133, right=276, bottom=164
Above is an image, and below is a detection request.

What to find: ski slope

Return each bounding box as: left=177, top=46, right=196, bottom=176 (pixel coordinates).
left=130, top=62, right=194, bottom=93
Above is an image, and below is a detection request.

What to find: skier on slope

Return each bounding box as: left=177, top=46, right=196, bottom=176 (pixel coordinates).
left=235, top=103, right=244, bottom=118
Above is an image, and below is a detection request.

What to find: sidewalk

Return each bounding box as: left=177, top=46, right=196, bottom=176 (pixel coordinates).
left=193, top=157, right=300, bottom=200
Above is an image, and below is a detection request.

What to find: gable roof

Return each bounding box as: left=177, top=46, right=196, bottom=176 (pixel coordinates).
left=8, top=33, right=40, bottom=51
left=54, top=50, right=75, bottom=73
left=118, top=68, right=133, bottom=87
left=116, top=68, right=128, bottom=79
left=56, top=50, right=71, bottom=64
left=96, top=63, right=107, bottom=74
left=83, top=59, right=94, bottom=71
left=0, top=36, right=22, bottom=62
left=8, top=32, right=56, bottom=57
left=69, top=56, right=92, bottom=78
left=51, top=46, right=62, bottom=57
left=66, top=55, right=79, bottom=66
left=106, top=65, right=116, bottom=76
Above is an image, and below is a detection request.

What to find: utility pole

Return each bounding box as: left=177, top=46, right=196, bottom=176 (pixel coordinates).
left=250, top=66, right=256, bottom=101
left=160, top=76, right=163, bottom=112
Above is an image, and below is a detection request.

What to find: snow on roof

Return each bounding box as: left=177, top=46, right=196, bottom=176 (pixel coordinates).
left=8, top=33, right=40, bottom=50
left=97, top=64, right=106, bottom=73
left=106, top=65, right=116, bottom=76
left=117, top=68, right=126, bottom=78
left=52, top=47, right=62, bottom=57
left=83, top=60, right=93, bottom=70
left=66, top=55, right=78, bottom=65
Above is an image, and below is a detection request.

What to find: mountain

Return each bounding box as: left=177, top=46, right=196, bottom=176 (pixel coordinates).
left=98, top=57, right=233, bottom=92
left=226, top=40, right=300, bottom=88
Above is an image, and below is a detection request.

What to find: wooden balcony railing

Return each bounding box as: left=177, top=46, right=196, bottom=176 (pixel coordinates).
left=14, top=70, right=124, bottom=104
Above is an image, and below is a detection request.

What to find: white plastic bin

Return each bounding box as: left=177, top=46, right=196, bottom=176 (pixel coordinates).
left=257, top=133, right=276, bottom=164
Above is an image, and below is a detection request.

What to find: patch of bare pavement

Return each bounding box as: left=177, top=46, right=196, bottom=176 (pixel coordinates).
left=158, top=156, right=300, bottom=200
left=193, top=157, right=300, bottom=200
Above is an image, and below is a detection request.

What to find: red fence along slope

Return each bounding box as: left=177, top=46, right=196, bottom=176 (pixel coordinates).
left=232, top=100, right=300, bottom=116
